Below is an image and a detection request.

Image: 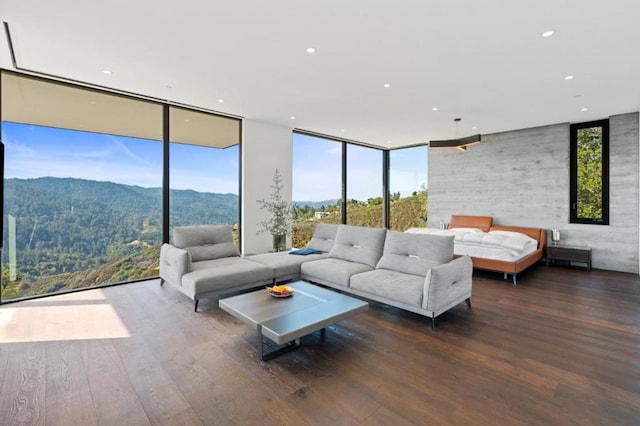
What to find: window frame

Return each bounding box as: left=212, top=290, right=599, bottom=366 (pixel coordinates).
left=1, top=70, right=242, bottom=303
left=569, top=119, right=610, bottom=225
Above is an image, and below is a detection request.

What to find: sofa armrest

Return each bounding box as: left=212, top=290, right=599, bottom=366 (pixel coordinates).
left=422, top=255, right=473, bottom=311
left=159, top=243, right=191, bottom=287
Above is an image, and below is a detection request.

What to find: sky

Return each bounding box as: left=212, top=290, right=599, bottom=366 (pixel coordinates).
left=2, top=122, right=427, bottom=201
left=2, top=122, right=239, bottom=194
left=292, top=133, right=428, bottom=201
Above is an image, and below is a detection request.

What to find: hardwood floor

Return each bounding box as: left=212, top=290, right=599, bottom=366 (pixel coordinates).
left=1, top=264, right=639, bottom=425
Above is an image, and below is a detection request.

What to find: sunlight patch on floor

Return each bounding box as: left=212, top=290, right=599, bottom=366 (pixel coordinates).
left=0, top=290, right=131, bottom=343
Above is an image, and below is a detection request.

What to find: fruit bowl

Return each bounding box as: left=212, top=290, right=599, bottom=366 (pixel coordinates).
left=266, top=285, right=294, bottom=298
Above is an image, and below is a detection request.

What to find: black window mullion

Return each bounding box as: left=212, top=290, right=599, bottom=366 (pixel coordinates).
left=382, top=150, right=390, bottom=229
left=162, top=104, right=170, bottom=243
left=341, top=142, right=347, bottom=224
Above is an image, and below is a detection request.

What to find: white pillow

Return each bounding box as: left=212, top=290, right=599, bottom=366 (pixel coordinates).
left=449, top=227, right=484, bottom=233
left=404, top=228, right=438, bottom=234
left=489, top=230, right=537, bottom=244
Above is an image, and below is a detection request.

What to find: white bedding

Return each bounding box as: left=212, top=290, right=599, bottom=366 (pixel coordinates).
left=405, top=228, right=539, bottom=261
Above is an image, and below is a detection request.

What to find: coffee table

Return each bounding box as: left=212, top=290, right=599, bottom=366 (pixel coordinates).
left=219, top=280, right=368, bottom=361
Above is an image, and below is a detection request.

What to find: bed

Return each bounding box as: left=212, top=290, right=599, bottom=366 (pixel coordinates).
left=406, top=215, right=546, bottom=285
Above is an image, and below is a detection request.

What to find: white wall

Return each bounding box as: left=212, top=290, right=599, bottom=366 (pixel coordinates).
left=428, top=112, right=640, bottom=273
left=241, top=119, right=292, bottom=254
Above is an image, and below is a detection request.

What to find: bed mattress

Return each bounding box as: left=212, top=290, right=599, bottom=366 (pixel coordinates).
left=405, top=228, right=538, bottom=262
left=452, top=242, right=537, bottom=261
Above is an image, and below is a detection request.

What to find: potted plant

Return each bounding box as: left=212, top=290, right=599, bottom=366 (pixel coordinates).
left=256, top=169, right=292, bottom=252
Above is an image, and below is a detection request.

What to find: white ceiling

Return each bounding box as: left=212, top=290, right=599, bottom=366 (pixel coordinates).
left=1, top=0, right=639, bottom=149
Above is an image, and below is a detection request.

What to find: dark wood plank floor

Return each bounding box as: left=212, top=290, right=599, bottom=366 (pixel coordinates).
left=1, top=264, right=639, bottom=425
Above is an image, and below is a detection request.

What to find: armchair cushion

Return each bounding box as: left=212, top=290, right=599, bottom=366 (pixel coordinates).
left=173, top=224, right=239, bottom=261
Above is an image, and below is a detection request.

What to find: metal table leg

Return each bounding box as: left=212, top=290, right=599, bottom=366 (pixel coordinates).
left=257, top=324, right=300, bottom=361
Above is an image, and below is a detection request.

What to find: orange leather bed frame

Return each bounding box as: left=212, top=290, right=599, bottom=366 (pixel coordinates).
left=449, top=215, right=547, bottom=285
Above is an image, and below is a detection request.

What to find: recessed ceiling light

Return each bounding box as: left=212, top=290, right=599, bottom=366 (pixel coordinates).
left=472, top=126, right=477, bottom=130
left=306, top=47, right=316, bottom=53
left=541, top=30, right=554, bottom=38
left=432, top=107, right=439, bottom=111
left=217, top=99, right=225, bottom=103
left=383, top=83, right=391, bottom=88
left=290, top=116, right=296, bottom=120
left=580, top=108, right=588, bottom=112
left=102, top=69, right=112, bottom=75
left=340, top=129, right=345, bottom=132
left=565, top=75, right=574, bottom=80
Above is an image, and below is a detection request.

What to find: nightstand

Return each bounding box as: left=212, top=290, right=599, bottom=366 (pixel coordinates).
left=546, top=244, right=592, bottom=271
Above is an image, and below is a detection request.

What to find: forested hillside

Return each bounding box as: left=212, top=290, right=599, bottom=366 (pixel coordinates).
left=2, top=177, right=238, bottom=296
left=1, top=244, right=161, bottom=300
left=292, top=191, right=427, bottom=248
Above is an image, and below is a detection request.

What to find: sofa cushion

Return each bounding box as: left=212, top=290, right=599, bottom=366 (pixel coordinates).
left=172, top=225, right=239, bottom=261
left=182, top=257, right=272, bottom=298
left=376, top=231, right=454, bottom=276
left=306, top=223, right=339, bottom=253
left=246, top=251, right=327, bottom=280
left=301, top=258, right=374, bottom=287
left=328, top=225, right=387, bottom=267
left=350, top=269, right=424, bottom=307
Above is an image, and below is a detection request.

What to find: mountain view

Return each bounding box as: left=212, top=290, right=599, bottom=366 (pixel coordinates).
left=1, top=177, right=238, bottom=300
left=1, top=177, right=426, bottom=301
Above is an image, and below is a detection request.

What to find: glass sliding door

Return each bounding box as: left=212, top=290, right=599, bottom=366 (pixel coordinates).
left=169, top=107, right=241, bottom=246
left=291, top=133, right=342, bottom=248
left=346, top=144, right=382, bottom=227
left=1, top=72, right=163, bottom=301
left=389, top=146, right=428, bottom=231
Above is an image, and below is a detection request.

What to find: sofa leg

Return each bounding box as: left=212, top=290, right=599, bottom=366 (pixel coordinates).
left=512, top=274, right=517, bottom=286
left=430, top=316, right=435, bottom=331
left=194, top=299, right=199, bottom=312
left=160, top=278, right=165, bottom=286
left=465, top=297, right=471, bottom=309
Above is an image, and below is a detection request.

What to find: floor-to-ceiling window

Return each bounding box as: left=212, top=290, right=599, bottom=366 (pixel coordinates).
left=291, top=133, right=341, bottom=248
left=292, top=132, right=428, bottom=243
left=346, top=144, right=382, bottom=227
left=169, top=106, right=240, bottom=246
left=0, top=72, right=241, bottom=303
left=1, top=72, right=163, bottom=301
left=389, top=146, right=428, bottom=231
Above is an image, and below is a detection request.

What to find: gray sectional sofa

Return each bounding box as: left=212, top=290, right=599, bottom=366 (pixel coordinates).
left=159, top=223, right=473, bottom=328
